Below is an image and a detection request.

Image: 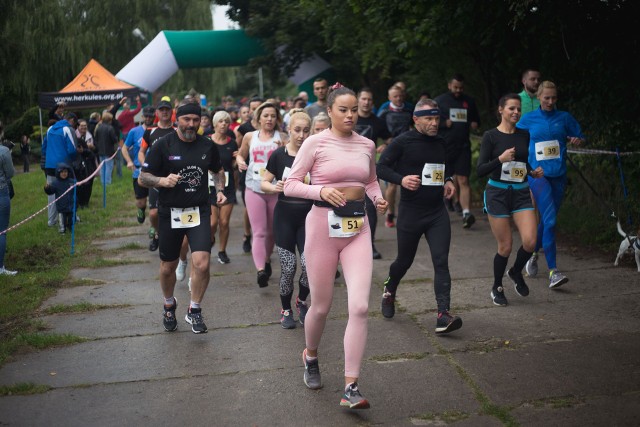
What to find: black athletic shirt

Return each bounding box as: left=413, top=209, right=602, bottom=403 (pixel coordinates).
left=434, top=92, right=480, bottom=156
left=141, top=132, right=222, bottom=208
left=237, top=121, right=255, bottom=137
left=142, top=126, right=176, bottom=152
left=265, top=146, right=313, bottom=204
left=477, top=128, right=532, bottom=182
left=355, top=114, right=391, bottom=144
left=377, top=107, right=413, bottom=137
left=210, top=137, right=238, bottom=191
left=377, top=129, right=448, bottom=212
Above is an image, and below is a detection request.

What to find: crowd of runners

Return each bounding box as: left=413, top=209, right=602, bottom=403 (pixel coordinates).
left=128, top=71, right=584, bottom=409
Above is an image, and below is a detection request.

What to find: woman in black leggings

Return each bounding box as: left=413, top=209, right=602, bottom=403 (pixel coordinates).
left=261, top=110, right=313, bottom=329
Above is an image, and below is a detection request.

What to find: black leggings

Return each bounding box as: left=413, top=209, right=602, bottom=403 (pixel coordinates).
left=385, top=204, right=452, bottom=312
left=274, top=201, right=311, bottom=310
left=366, top=195, right=377, bottom=242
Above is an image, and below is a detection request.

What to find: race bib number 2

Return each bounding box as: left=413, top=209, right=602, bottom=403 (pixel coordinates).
left=170, top=207, right=200, bottom=229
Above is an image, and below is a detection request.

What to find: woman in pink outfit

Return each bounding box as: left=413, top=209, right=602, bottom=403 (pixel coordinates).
left=284, top=83, right=388, bottom=409
left=236, top=102, right=285, bottom=287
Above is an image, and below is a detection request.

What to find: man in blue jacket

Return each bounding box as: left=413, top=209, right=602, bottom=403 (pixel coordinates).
left=43, top=113, right=77, bottom=226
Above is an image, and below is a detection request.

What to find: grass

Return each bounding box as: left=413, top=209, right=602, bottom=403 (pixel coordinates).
left=1, top=168, right=134, bottom=366
left=43, top=302, right=132, bottom=315
left=0, top=382, right=53, bottom=396
left=412, top=410, right=470, bottom=424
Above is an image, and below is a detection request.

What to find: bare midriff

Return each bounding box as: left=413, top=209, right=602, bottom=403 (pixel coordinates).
left=334, top=186, right=365, bottom=201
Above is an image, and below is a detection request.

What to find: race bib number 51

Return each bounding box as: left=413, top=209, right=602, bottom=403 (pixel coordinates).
left=170, top=207, right=200, bottom=229
left=328, top=211, right=363, bottom=238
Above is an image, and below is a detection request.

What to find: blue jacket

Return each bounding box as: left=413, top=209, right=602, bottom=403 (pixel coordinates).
left=44, top=163, right=76, bottom=213
left=123, top=125, right=146, bottom=179
left=44, top=120, right=77, bottom=170
left=517, top=108, right=584, bottom=178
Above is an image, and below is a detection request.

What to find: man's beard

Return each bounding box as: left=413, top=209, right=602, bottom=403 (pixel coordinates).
left=181, top=127, right=197, bottom=141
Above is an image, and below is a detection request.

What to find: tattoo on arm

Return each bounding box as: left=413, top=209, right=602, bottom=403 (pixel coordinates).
left=138, top=171, right=161, bottom=188
left=212, top=169, right=225, bottom=192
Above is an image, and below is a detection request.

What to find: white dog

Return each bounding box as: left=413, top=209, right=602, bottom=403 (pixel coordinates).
left=614, top=221, right=640, bottom=272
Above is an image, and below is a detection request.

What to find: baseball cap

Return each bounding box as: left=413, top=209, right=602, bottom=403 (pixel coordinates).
left=156, top=100, right=172, bottom=110
left=142, top=106, right=156, bottom=116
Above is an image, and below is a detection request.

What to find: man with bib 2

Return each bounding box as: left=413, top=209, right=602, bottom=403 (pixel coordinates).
left=376, top=99, right=463, bottom=334
left=139, top=101, right=226, bottom=334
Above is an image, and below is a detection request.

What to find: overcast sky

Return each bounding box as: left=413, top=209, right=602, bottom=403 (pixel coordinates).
left=212, top=5, right=237, bottom=30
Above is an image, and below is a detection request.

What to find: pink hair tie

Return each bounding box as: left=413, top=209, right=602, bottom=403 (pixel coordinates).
left=330, top=82, right=344, bottom=90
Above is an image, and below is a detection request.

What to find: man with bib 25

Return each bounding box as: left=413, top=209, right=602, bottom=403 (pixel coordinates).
left=376, top=99, right=462, bottom=334
left=139, top=101, right=226, bottom=334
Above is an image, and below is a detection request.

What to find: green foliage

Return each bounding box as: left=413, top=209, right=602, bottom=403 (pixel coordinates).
left=0, top=383, right=53, bottom=396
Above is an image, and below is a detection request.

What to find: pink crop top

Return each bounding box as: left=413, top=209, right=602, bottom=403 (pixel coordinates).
left=283, top=129, right=383, bottom=203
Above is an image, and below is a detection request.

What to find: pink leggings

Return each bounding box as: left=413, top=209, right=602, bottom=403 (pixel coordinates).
left=304, top=206, right=373, bottom=378
left=245, top=189, right=277, bottom=270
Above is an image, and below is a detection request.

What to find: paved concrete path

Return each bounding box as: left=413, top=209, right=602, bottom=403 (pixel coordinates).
left=1, top=204, right=639, bottom=426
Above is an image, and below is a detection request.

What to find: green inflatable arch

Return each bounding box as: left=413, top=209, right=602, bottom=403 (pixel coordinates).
left=116, top=30, right=332, bottom=97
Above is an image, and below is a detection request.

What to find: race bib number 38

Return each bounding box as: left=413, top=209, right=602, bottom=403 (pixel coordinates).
left=170, top=207, right=200, bottom=229
left=422, top=163, right=445, bottom=186
left=328, top=211, right=363, bottom=238
left=535, top=140, right=561, bottom=161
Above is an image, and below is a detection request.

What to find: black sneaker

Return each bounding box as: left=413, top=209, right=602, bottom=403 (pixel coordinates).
left=454, top=201, right=463, bottom=214
left=217, top=251, right=230, bottom=264
left=257, top=270, right=269, bottom=287
left=340, top=382, right=370, bottom=409
left=372, top=245, right=382, bottom=260
left=163, top=299, right=178, bottom=332
left=280, top=309, right=296, bottom=329
left=507, top=268, right=529, bottom=297
left=296, top=298, right=309, bottom=325
left=137, top=208, right=145, bottom=224
left=264, top=262, right=272, bottom=279
left=335, top=270, right=341, bottom=280
left=491, top=286, right=508, bottom=306
left=435, top=311, right=462, bottom=334
left=242, top=234, right=252, bottom=253
left=302, top=349, right=322, bottom=389
left=149, top=235, right=159, bottom=251
left=381, top=285, right=395, bottom=319
left=185, top=307, right=208, bottom=334
left=462, top=213, right=475, bottom=228
left=444, top=197, right=455, bottom=212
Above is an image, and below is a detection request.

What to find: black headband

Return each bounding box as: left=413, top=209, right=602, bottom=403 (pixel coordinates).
left=414, top=108, right=440, bottom=117
left=176, top=103, right=201, bottom=118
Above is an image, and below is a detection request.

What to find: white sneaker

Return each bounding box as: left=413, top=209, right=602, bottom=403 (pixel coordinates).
left=0, top=266, right=17, bottom=276
left=176, top=259, right=188, bottom=281
left=549, top=270, right=569, bottom=289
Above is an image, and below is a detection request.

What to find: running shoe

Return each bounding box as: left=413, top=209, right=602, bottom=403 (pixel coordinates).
left=0, top=267, right=17, bottom=276
left=185, top=307, right=208, bottom=334
left=176, top=259, right=187, bottom=282
left=491, top=286, right=508, bottom=306
left=372, top=245, right=382, bottom=260
left=381, top=286, right=395, bottom=319
left=280, top=309, right=296, bottom=329
left=137, top=208, right=145, bottom=224
left=264, top=262, right=272, bottom=279
left=454, top=201, right=463, bottom=214
left=302, top=348, right=322, bottom=389
left=257, top=270, right=269, bottom=288
left=444, top=197, right=455, bottom=212
left=149, top=235, right=159, bottom=252
left=340, top=382, right=370, bottom=409
left=335, top=270, right=341, bottom=280
left=462, top=213, right=475, bottom=229
left=435, top=311, right=462, bottom=334
left=217, top=251, right=230, bottom=264
left=296, top=298, right=309, bottom=325
left=148, top=226, right=156, bottom=239
left=385, top=214, right=395, bottom=228
left=525, top=253, right=538, bottom=277
left=549, top=270, right=569, bottom=289
left=242, top=234, right=252, bottom=253
left=507, top=268, right=529, bottom=297
left=163, top=299, right=178, bottom=332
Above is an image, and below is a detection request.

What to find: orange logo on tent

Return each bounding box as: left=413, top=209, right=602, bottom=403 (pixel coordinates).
left=60, top=59, right=135, bottom=92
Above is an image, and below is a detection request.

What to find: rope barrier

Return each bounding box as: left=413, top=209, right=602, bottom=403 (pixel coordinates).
left=0, top=147, right=121, bottom=236
left=567, top=147, right=640, bottom=156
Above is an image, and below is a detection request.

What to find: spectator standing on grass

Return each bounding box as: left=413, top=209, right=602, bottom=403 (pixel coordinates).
left=20, top=135, right=30, bottom=173
left=0, top=123, right=17, bottom=276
